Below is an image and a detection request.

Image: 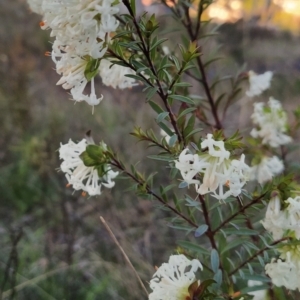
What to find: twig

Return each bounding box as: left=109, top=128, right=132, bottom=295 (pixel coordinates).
left=122, top=0, right=184, bottom=144
left=100, top=216, right=149, bottom=297
left=212, top=193, right=266, bottom=234
left=110, top=158, right=198, bottom=229
left=198, top=195, right=223, bottom=271
left=198, top=195, right=217, bottom=249
left=165, top=0, right=223, bottom=129
left=228, top=238, right=288, bottom=276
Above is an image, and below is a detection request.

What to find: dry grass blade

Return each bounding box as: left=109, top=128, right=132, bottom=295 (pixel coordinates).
left=100, top=216, right=149, bottom=297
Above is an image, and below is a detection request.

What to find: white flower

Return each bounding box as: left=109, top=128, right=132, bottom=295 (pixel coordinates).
left=212, top=154, right=250, bottom=201
left=250, top=156, right=284, bottom=184
left=262, top=196, right=300, bottom=240
left=247, top=280, right=267, bottom=300
left=201, top=134, right=230, bottom=163
left=149, top=254, right=203, bottom=300
left=175, top=149, right=204, bottom=186
left=261, top=196, right=286, bottom=240
left=265, top=251, right=300, bottom=291
left=35, top=0, right=120, bottom=105
left=175, top=134, right=250, bottom=201
left=55, top=55, right=103, bottom=105
left=162, top=46, right=170, bottom=55
left=59, top=139, right=118, bottom=196
left=27, top=0, right=43, bottom=14
left=196, top=134, right=231, bottom=195
left=99, top=59, right=137, bottom=89
left=285, top=196, right=300, bottom=239
left=250, top=97, right=292, bottom=148
left=246, top=70, right=273, bottom=97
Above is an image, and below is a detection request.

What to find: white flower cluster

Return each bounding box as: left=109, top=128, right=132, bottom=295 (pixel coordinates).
left=250, top=97, right=292, bottom=148
left=27, top=0, right=43, bottom=14
left=265, top=250, right=300, bottom=291
left=250, top=156, right=284, bottom=185
left=263, top=195, right=300, bottom=290
left=99, top=59, right=137, bottom=89
left=175, top=134, right=250, bottom=201
left=149, top=254, right=202, bottom=300
left=27, top=0, right=121, bottom=105
left=262, top=196, right=300, bottom=240
left=246, top=71, right=273, bottom=97
left=59, top=139, right=118, bottom=196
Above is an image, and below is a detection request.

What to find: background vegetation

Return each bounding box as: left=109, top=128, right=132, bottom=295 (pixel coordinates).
left=0, top=0, right=300, bottom=299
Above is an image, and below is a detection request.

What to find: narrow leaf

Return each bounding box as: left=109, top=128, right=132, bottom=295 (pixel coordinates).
left=194, top=224, right=208, bottom=237
left=178, top=181, right=188, bottom=189
left=168, top=94, right=195, bottom=105
left=210, top=249, right=219, bottom=273
left=156, top=112, right=169, bottom=123
left=177, top=240, right=210, bottom=255
left=148, top=100, right=164, bottom=113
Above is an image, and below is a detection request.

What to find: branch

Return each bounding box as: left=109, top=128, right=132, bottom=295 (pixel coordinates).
left=176, top=1, right=223, bottom=129
left=228, top=238, right=289, bottom=276
left=198, top=195, right=223, bottom=270
left=121, top=0, right=184, bottom=144
left=212, top=193, right=266, bottom=234
left=110, top=157, right=198, bottom=229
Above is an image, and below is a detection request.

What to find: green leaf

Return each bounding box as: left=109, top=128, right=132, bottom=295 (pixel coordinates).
left=221, top=238, right=246, bottom=254
left=194, top=224, right=208, bottom=237
left=169, top=55, right=180, bottom=70
left=112, top=31, right=132, bottom=39
left=146, top=87, right=158, bottom=100
left=150, top=38, right=168, bottom=51
left=148, top=100, right=164, bottom=113
left=178, top=107, right=197, bottom=120
left=84, top=58, right=100, bottom=81
left=177, top=240, right=210, bottom=255
left=125, top=74, right=148, bottom=82
left=173, top=82, right=192, bottom=87
left=86, top=144, right=104, bottom=160
left=79, top=151, right=98, bottom=167
left=185, top=128, right=203, bottom=139
left=210, top=75, right=232, bottom=90
left=156, top=112, right=169, bottom=123
left=178, top=181, right=188, bottom=189
left=215, top=92, right=227, bottom=109
left=240, top=284, right=270, bottom=295
left=203, top=56, right=223, bottom=68
left=210, top=249, right=219, bottom=273
left=183, top=114, right=195, bottom=139
left=130, top=0, right=136, bottom=15
left=158, top=122, right=174, bottom=136
left=168, top=134, right=178, bottom=147
left=195, top=279, right=216, bottom=298
left=147, top=155, right=173, bottom=161
left=223, top=228, right=259, bottom=236
left=213, top=269, right=222, bottom=287
left=168, top=94, right=195, bottom=105
left=168, top=225, right=192, bottom=232
left=160, top=184, right=176, bottom=195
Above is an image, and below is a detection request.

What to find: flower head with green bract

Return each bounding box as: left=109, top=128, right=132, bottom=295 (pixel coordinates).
left=59, top=138, right=118, bottom=196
